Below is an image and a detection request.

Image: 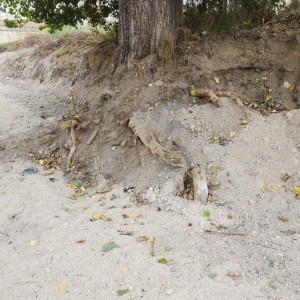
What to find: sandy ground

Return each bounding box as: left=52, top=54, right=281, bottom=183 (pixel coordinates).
left=0, top=73, right=300, bottom=300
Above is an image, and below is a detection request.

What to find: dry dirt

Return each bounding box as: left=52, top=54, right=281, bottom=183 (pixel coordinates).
left=0, top=24, right=300, bottom=300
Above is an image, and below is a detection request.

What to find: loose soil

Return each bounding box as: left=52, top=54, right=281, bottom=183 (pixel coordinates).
left=0, top=22, right=300, bottom=299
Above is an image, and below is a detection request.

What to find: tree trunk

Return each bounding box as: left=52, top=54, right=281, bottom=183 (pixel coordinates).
left=118, top=0, right=183, bottom=63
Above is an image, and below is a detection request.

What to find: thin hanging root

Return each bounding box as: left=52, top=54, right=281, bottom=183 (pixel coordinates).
left=64, top=120, right=79, bottom=166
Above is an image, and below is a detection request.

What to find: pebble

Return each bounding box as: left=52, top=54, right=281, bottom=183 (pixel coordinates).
left=166, top=289, right=174, bottom=295
left=155, top=80, right=164, bottom=87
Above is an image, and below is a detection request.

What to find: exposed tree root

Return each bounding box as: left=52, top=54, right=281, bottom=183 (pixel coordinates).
left=128, top=118, right=209, bottom=202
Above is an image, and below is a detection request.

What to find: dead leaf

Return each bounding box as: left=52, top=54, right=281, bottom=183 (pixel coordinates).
left=29, top=240, right=39, bottom=246
left=289, top=84, right=295, bottom=93
left=294, top=186, right=300, bottom=196
left=76, top=240, right=86, bottom=244
left=91, top=212, right=112, bottom=222
left=121, top=268, right=129, bottom=273
left=229, top=131, right=235, bottom=138
left=273, top=183, right=281, bottom=191
left=214, top=77, right=220, bottom=84
left=241, top=119, right=249, bottom=125
left=58, top=283, right=69, bottom=292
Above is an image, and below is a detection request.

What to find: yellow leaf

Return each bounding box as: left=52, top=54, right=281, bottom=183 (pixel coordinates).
left=92, top=212, right=102, bottom=220
left=273, top=183, right=281, bottom=191
left=44, top=170, right=54, bottom=176
left=111, top=146, right=117, bottom=151
left=58, top=283, right=69, bottom=292
left=229, top=131, right=235, bottom=138
left=129, top=213, right=139, bottom=219
left=29, top=240, right=39, bottom=246
left=265, top=95, right=272, bottom=101
left=241, top=119, right=249, bottom=125
left=289, top=84, right=295, bottom=93
left=13, top=176, right=23, bottom=181
left=210, top=165, right=218, bottom=174
left=38, top=149, right=44, bottom=154
left=81, top=206, right=89, bottom=210
left=214, top=77, right=220, bottom=84
left=193, top=116, right=200, bottom=121
left=91, top=212, right=111, bottom=221
left=137, top=236, right=150, bottom=242
left=155, top=102, right=161, bottom=107
left=295, top=186, right=300, bottom=195
left=38, top=159, right=44, bottom=165
left=261, top=76, right=268, bottom=81
left=80, top=186, right=86, bottom=192
left=121, top=268, right=129, bottom=273
left=212, top=136, right=220, bottom=143
left=190, top=90, right=197, bottom=97
left=68, top=183, right=77, bottom=189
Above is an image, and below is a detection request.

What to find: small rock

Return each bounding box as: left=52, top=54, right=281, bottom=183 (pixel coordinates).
left=155, top=80, right=164, bottom=87
left=166, top=289, right=174, bottom=295
left=283, top=81, right=291, bottom=89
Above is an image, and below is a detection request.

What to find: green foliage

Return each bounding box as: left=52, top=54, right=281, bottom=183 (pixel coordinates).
left=0, top=42, right=11, bottom=52
left=183, top=0, right=299, bottom=33
left=0, top=0, right=119, bottom=32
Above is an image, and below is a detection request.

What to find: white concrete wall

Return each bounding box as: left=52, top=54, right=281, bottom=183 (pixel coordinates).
left=0, top=28, right=40, bottom=43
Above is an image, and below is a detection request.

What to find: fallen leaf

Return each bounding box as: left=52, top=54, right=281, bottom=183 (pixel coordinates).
left=29, top=240, right=39, bottom=246
left=102, top=242, right=119, bottom=252
left=129, top=213, right=139, bottom=219
left=227, top=272, right=240, bottom=280
left=273, top=183, right=281, bottom=191
left=289, top=84, right=295, bottom=93
left=76, top=239, right=86, bottom=244
left=229, top=131, right=235, bottom=138
left=241, top=119, right=249, bottom=125
left=211, top=136, right=220, bottom=143
left=275, top=275, right=286, bottom=284
left=91, top=212, right=112, bottom=222
left=81, top=206, right=89, bottom=210
left=269, top=282, right=278, bottom=290
left=58, top=283, right=69, bottom=292
left=68, top=183, right=77, bottom=189
left=13, top=176, right=24, bottom=181
left=265, top=95, right=273, bottom=101
left=158, top=258, right=168, bottom=264
left=80, top=186, right=86, bottom=192
left=155, top=102, right=161, bottom=107
left=148, top=106, right=154, bottom=111
left=121, top=268, right=129, bottom=273
left=116, top=289, right=129, bottom=296
left=214, top=77, right=220, bottom=84
left=137, top=236, right=154, bottom=243
left=294, top=186, right=300, bottom=196
left=190, top=90, right=197, bottom=97
left=210, top=165, right=218, bottom=174
left=278, top=215, right=289, bottom=222
left=112, top=146, right=117, bottom=151
left=38, top=159, right=44, bottom=165
left=207, top=272, right=217, bottom=279
left=201, top=210, right=211, bottom=218
left=44, top=170, right=54, bottom=176
left=193, top=116, right=200, bottom=121
left=281, top=173, right=291, bottom=182
left=261, top=76, right=268, bottom=81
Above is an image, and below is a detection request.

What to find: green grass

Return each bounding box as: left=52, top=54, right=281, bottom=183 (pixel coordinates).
left=0, top=42, right=12, bottom=53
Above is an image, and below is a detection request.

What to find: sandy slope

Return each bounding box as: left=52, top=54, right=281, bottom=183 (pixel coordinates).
left=0, top=75, right=300, bottom=300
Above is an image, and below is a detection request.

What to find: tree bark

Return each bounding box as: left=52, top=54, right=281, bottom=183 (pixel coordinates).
left=118, top=0, right=183, bottom=63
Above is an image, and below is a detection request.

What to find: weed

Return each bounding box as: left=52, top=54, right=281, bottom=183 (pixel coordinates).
left=56, top=47, right=70, bottom=58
